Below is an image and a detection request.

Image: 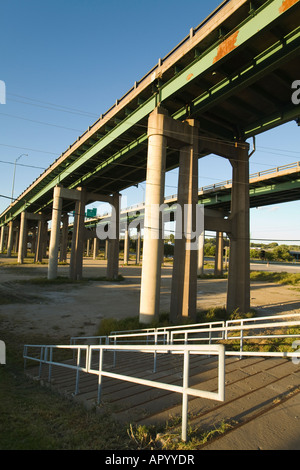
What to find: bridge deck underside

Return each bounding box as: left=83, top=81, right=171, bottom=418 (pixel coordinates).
left=1, top=0, right=300, bottom=224
left=200, top=169, right=300, bottom=211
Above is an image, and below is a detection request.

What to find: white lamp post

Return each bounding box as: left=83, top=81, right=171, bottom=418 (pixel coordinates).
left=11, top=153, right=28, bottom=203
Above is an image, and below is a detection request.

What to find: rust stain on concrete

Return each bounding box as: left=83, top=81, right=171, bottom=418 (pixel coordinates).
left=213, top=31, right=239, bottom=64
left=279, top=0, right=299, bottom=13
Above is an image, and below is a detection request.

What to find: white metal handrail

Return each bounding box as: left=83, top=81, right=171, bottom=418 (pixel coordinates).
left=70, top=314, right=300, bottom=357
left=90, top=344, right=225, bottom=442
left=23, top=343, right=225, bottom=442
left=23, top=344, right=90, bottom=396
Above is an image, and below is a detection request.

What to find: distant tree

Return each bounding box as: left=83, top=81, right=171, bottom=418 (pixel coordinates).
left=272, top=245, right=293, bottom=262
left=204, top=243, right=215, bottom=257
left=250, top=249, right=260, bottom=259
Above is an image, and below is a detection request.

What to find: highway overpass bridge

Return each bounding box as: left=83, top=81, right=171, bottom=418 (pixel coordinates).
left=0, top=0, right=300, bottom=323
left=83, top=159, right=300, bottom=274
left=79, top=159, right=300, bottom=241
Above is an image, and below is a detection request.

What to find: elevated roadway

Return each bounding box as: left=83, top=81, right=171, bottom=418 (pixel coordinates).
left=0, top=0, right=299, bottom=225
left=1, top=0, right=300, bottom=322
left=82, top=160, right=300, bottom=228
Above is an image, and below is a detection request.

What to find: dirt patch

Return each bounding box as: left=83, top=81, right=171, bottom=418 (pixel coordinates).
left=0, top=257, right=300, bottom=341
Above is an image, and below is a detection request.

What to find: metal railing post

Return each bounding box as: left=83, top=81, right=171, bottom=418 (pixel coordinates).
left=48, top=347, right=53, bottom=383
left=97, top=348, right=104, bottom=405
left=113, top=337, right=117, bottom=367
left=184, top=332, right=188, bottom=345
left=218, top=346, right=225, bottom=402
left=182, top=349, right=190, bottom=442
left=240, top=321, right=244, bottom=359
left=153, top=332, right=158, bottom=373
left=225, top=321, right=228, bottom=340
left=38, top=347, right=44, bottom=378
left=23, top=345, right=27, bottom=370
left=75, top=348, right=81, bottom=395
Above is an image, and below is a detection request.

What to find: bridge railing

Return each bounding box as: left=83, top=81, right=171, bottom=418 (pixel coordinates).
left=123, top=161, right=300, bottom=212
left=84, top=160, right=300, bottom=221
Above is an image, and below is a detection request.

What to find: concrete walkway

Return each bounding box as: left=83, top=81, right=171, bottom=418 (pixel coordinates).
left=26, top=351, right=300, bottom=450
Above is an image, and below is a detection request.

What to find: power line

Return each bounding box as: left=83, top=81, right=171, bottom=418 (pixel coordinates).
left=0, top=142, right=59, bottom=156
left=7, top=93, right=99, bottom=118
left=0, top=111, right=83, bottom=133
left=0, top=159, right=46, bottom=171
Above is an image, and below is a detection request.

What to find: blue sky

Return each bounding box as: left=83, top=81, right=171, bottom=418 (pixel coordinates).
left=0, top=0, right=299, bottom=245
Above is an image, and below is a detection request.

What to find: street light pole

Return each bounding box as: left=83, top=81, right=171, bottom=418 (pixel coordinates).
left=11, top=153, right=28, bottom=203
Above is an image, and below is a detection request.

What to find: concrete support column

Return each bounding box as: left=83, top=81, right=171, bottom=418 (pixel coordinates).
left=227, top=145, right=250, bottom=313
left=6, top=221, right=14, bottom=258
left=13, top=226, right=19, bottom=253
left=23, top=228, right=28, bottom=259
left=214, top=232, right=224, bottom=277
left=31, top=227, right=37, bottom=254
left=18, top=212, right=27, bottom=264
left=59, top=213, right=69, bottom=262
left=107, top=193, right=120, bottom=280
left=136, top=225, right=141, bottom=265
left=42, top=221, right=48, bottom=258
left=197, top=231, right=205, bottom=276
left=0, top=226, right=5, bottom=253
left=104, top=239, right=108, bottom=260
left=170, top=122, right=199, bottom=323
left=124, top=228, right=130, bottom=265
left=48, top=186, right=63, bottom=279
left=93, top=238, right=99, bottom=260
left=35, top=216, right=45, bottom=263
left=69, top=188, right=86, bottom=280
left=139, top=108, right=168, bottom=324
left=86, top=239, right=91, bottom=257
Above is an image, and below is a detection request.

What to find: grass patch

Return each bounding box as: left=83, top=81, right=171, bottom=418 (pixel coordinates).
left=96, top=308, right=256, bottom=337
left=0, top=331, right=135, bottom=450
left=87, top=274, right=125, bottom=283
left=128, top=419, right=234, bottom=450
left=196, top=306, right=256, bottom=324
left=250, top=271, right=300, bottom=286
left=0, top=292, right=25, bottom=305
left=17, top=276, right=86, bottom=286
left=222, top=325, right=300, bottom=354
left=96, top=312, right=170, bottom=337
left=17, top=274, right=125, bottom=286
left=0, top=329, right=236, bottom=450
left=0, top=366, right=131, bottom=450
left=197, top=273, right=228, bottom=279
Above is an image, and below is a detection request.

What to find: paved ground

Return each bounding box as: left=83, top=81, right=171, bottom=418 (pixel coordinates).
left=26, top=350, right=300, bottom=451
left=1, top=255, right=300, bottom=450
left=1, top=256, right=300, bottom=340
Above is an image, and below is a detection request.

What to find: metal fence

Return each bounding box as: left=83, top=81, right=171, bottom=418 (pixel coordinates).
left=23, top=313, right=300, bottom=441
left=23, top=342, right=225, bottom=442
left=70, top=313, right=300, bottom=358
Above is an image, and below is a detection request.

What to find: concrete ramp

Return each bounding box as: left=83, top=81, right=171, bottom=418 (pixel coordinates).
left=25, top=351, right=300, bottom=449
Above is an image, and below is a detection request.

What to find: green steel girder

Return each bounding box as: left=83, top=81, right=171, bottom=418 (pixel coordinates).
left=199, top=178, right=300, bottom=209
left=1, top=0, right=300, bottom=226
left=173, top=27, right=300, bottom=129
left=84, top=176, right=300, bottom=231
